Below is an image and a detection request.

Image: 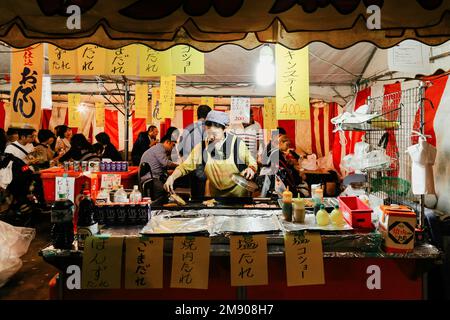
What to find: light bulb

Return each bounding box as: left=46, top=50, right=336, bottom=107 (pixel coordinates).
left=256, top=62, right=275, bottom=86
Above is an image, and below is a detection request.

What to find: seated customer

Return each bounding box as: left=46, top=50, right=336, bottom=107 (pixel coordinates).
left=34, top=129, right=58, bottom=169
left=59, top=134, right=101, bottom=162
left=139, top=133, right=179, bottom=205
left=5, top=128, right=37, bottom=165
left=131, top=132, right=151, bottom=166
left=95, top=132, right=122, bottom=161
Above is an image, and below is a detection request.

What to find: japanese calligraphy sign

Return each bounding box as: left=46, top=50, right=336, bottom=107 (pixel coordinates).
left=82, top=236, right=123, bottom=289
left=55, top=176, right=75, bottom=202
left=284, top=232, right=325, bottom=286
left=171, top=45, right=204, bottom=75
left=77, top=45, right=106, bottom=76
left=230, top=97, right=251, bottom=124
left=125, top=237, right=164, bottom=289
left=139, top=46, right=172, bottom=76
left=134, top=83, right=149, bottom=119
left=200, top=97, right=215, bottom=108
left=95, top=102, right=105, bottom=127
left=275, top=45, right=310, bottom=120
left=159, top=76, right=176, bottom=119
left=151, top=87, right=160, bottom=122
left=263, top=97, right=277, bottom=130
left=10, top=45, right=43, bottom=128
left=170, top=236, right=211, bottom=289
left=106, top=45, right=138, bottom=76
left=230, top=235, right=268, bottom=286
left=48, top=44, right=77, bottom=75
left=68, top=93, right=81, bottom=128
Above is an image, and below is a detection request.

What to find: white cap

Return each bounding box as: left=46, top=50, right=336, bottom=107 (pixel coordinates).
left=206, top=110, right=229, bottom=127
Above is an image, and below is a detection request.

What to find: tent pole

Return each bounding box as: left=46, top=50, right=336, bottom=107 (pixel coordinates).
left=124, top=80, right=130, bottom=162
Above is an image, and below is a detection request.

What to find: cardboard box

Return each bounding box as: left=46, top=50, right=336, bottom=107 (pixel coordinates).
left=378, top=205, right=416, bottom=253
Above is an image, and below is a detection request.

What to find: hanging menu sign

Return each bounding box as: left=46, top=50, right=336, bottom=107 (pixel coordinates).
left=106, top=45, right=138, bottom=76
left=48, top=44, right=77, bottom=75
left=139, top=46, right=172, bottom=76
left=67, top=93, right=81, bottom=128
left=171, top=45, right=204, bottom=75
left=77, top=45, right=107, bottom=76
left=134, top=83, right=149, bottom=119
left=159, top=76, right=176, bottom=119
left=263, top=97, right=277, bottom=130
left=95, top=102, right=105, bottom=127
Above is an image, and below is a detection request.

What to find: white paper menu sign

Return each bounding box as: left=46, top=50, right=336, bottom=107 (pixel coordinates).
left=230, top=97, right=250, bottom=124
left=55, top=176, right=75, bottom=202
left=101, top=174, right=121, bottom=189
left=387, top=40, right=430, bottom=74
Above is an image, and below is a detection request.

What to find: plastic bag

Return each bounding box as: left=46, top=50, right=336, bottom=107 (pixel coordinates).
left=0, top=220, right=35, bottom=288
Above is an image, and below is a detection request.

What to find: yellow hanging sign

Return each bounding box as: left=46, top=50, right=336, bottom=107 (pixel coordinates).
left=77, top=45, right=107, bottom=76
left=106, top=45, right=138, bottom=76
left=263, top=97, right=278, bottom=130
left=170, top=236, right=211, bottom=289
left=200, top=97, right=214, bottom=108
left=171, top=45, right=204, bottom=75
left=139, top=46, right=172, bottom=76
left=159, top=76, right=176, bottom=119
left=68, top=93, right=81, bottom=128
left=125, top=237, right=164, bottom=289
left=276, top=45, right=310, bottom=120
left=284, top=232, right=325, bottom=286
left=82, top=236, right=123, bottom=289
left=230, top=235, right=268, bottom=286
left=95, top=102, right=105, bottom=127
left=134, top=83, right=148, bottom=119
left=10, top=45, right=44, bottom=129
left=48, top=44, right=77, bottom=75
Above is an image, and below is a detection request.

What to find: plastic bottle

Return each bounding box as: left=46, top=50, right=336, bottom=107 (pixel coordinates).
left=330, top=205, right=345, bottom=227
left=96, top=187, right=110, bottom=204
left=50, top=193, right=74, bottom=250
left=316, top=204, right=330, bottom=226
left=129, top=185, right=142, bottom=203
left=282, top=187, right=293, bottom=222
left=292, top=197, right=305, bottom=223
left=77, top=191, right=99, bottom=250
left=114, top=185, right=128, bottom=203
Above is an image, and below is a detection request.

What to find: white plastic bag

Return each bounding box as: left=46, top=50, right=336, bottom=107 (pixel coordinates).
left=0, top=220, right=35, bottom=288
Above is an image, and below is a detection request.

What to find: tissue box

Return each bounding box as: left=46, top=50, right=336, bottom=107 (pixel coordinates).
left=378, top=205, right=416, bottom=253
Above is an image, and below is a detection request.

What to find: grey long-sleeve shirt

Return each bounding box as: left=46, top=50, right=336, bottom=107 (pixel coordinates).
left=139, top=143, right=175, bottom=181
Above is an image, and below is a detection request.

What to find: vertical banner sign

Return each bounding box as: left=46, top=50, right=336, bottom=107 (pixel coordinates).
left=230, top=97, right=251, bottom=124
left=55, top=176, right=75, bottom=202
left=284, top=232, right=325, bottom=286
left=159, top=76, right=176, bottom=119
left=151, top=87, right=160, bottom=122
left=68, top=94, right=81, bottom=128
left=200, top=97, right=215, bottom=108
left=263, top=97, right=277, bottom=130
left=95, top=102, right=105, bottom=127
left=139, top=46, right=172, bottom=76
left=170, top=236, right=211, bottom=289
left=171, top=45, right=204, bottom=75
left=77, top=45, right=106, bottom=75
left=134, top=83, right=149, bottom=118
left=82, top=236, right=123, bottom=289
left=10, top=45, right=43, bottom=128
left=230, top=235, right=268, bottom=286
left=48, top=44, right=77, bottom=75
left=106, top=45, right=138, bottom=76
left=276, top=45, right=310, bottom=120
left=125, top=237, right=164, bottom=289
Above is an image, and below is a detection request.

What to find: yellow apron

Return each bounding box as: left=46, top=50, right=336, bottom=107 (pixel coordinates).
left=204, top=136, right=249, bottom=197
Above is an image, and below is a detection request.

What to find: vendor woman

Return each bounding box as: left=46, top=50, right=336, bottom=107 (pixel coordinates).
left=164, top=110, right=257, bottom=197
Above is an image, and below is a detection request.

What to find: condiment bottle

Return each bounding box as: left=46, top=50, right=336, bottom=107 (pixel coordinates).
left=292, top=197, right=306, bottom=223
left=282, top=187, right=293, bottom=222
left=316, top=204, right=330, bottom=226
left=313, top=187, right=324, bottom=204
left=330, top=205, right=345, bottom=227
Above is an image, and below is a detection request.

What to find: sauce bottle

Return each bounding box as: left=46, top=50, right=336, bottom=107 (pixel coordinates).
left=316, top=204, right=330, bottom=226
left=292, top=197, right=306, bottom=223
left=282, top=187, right=293, bottom=222
left=330, top=205, right=345, bottom=227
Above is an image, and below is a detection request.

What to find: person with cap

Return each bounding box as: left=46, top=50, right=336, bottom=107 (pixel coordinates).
left=164, top=110, right=257, bottom=198
left=139, top=130, right=179, bottom=205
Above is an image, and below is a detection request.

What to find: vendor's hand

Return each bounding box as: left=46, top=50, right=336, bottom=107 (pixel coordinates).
left=164, top=175, right=175, bottom=193
left=241, top=167, right=255, bottom=180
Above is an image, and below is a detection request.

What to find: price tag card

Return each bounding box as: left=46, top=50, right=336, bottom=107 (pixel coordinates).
left=284, top=231, right=325, bottom=286
left=82, top=236, right=123, bottom=289
left=230, top=97, right=250, bottom=124
left=170, top=236, right=211, bottom=289
left=230, top=234, right=268, bottom=286
left=125, top=237, right=164, bottom=289
left=55, top=176, right=75, bottom=202
left=100, top=174, right=121, bottom=189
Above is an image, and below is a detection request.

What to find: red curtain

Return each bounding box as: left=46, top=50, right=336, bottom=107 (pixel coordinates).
left=0, top=102, right=5, bottom=129
left=383, top=83, right=402, bottom=177
left=132, top=115, right=147, bottom=144
left=251, top=106, right=264, bottom=128
left=278, top=120, right=296, bottom=149
left=160, top=118, right=172, bottom=137
left=183, top=109, right=194, bottom=128
left=41, top=110, right=52, bottom=129
left=105, top=110, right=119, bottom=149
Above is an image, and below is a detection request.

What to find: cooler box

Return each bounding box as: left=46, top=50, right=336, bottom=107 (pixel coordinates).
left=378, top=205, right=416, bottom=253
left=338, top=196, right=373, bottom=229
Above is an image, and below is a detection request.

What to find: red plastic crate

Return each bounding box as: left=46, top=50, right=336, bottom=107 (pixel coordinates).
left=338, top=196, right=373, bottom=229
